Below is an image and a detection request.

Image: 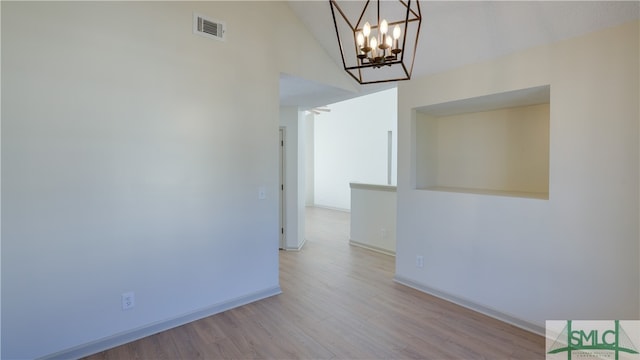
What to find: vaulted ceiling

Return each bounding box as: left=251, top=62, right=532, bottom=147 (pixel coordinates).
left=281, top=1, right=639, bottom=108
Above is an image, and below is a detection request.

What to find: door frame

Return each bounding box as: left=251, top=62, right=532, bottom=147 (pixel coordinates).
left=279, top=127, right=286, bottom=250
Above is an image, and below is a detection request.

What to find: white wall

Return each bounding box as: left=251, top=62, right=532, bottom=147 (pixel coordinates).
left=396, top=21, right=639, bottom=333
left=314, top=88, right=398, bottom=210
left=279, top=107, right=306, bottom=250
left=350, top=183, right=397, bottom=255
left=1, top=2, right=352, bottom=359
left=305, top=114, right=315, bottom=206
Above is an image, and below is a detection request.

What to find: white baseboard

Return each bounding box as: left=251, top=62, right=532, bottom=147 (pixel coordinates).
left=308, top=204, right=350, bottom=213
left=349, top=239, right=395, bottom=256
left=40, top=286, right=282, bottom=360
left=284, top=237, right=307, bottom=251
left=393, top=275, right=545, bottom=336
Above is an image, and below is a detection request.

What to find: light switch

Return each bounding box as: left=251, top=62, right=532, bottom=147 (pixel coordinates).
left=258, top=186, right=266, bottom=200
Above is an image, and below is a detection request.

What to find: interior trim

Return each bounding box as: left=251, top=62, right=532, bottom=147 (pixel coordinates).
left=393, top=275, right=545, bottom=336
left=349, top=239, right=396, bottom=256
left=40, top=286, right=283, bottom=360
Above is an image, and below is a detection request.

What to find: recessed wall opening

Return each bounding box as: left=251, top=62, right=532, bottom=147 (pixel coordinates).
left=414, top=85, right=550, bottom=199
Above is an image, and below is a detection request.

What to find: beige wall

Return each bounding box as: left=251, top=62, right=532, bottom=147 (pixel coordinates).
left=416, top=103, right=550, bottom=195
left=396, top=20, right=639, bottom=333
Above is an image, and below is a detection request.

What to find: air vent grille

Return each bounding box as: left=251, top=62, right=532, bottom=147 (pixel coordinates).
left=193, top=13, right=225, bottom=41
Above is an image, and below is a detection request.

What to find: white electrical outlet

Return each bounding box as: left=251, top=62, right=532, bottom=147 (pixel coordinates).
left=416, top=255, right=424, bottom=268
left=121, top=292, right=135, bottom=310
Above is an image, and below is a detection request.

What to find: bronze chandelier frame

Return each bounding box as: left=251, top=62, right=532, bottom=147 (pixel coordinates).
left=329, top=0, right=422, bottom=84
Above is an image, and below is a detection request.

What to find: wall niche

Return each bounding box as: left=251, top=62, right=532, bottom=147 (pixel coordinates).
left=415, top=85, right=550, bottom=199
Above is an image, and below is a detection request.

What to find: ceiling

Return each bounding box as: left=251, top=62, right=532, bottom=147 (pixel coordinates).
left=281, top=0, right=639, bottom=108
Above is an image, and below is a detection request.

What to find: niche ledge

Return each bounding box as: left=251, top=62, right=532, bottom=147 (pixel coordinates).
left=420, top=186, right=549, bottom=200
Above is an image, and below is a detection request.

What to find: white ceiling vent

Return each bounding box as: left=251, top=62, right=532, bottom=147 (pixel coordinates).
left=193, top=13, right=225, bottom=41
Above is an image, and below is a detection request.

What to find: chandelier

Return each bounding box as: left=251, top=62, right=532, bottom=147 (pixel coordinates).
left=330, top=0, right=422, bottom=84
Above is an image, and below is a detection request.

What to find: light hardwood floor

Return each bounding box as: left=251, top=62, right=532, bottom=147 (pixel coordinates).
left=85, top=207, right=544, bottom=359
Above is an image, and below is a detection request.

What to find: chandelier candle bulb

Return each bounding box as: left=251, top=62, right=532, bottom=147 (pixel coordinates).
left=363, top=22, right=371, bottom=36
left=370, top=37, right=378, bottom=57
left=380, top=19, right=389, bottom=49
left=356, top=31, right=368, bottom=59
left=393, top=25, right=401, bottom=50
left=363, top=21, right=371, bottom=49
left=380, top=19, right=388, bottom=34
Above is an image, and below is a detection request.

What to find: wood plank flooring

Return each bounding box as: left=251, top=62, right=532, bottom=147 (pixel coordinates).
left=85, top=207, right=544, bottom=359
